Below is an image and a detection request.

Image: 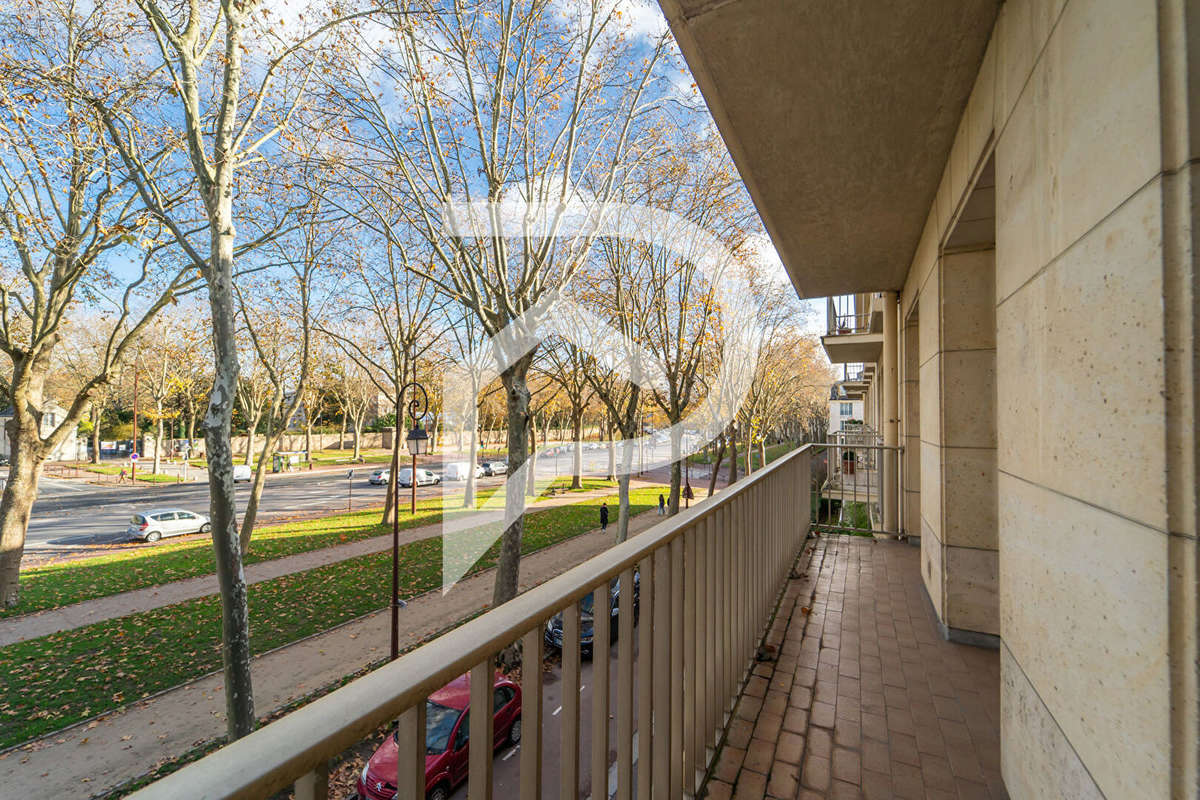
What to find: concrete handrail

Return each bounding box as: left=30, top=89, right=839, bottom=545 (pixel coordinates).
left=128, top=445, right=813, bottom=800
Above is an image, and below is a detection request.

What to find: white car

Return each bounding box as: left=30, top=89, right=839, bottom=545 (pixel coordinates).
left=128, top=509, right=211, bottom=543
left=443, top=462, right=485, bottom=481
left=368, top=468, right=390, bottom=486
left=233, top=464, right=252, bottom=483
left=481, top=461, right=508, bottom=476
left=398, top=467, right=440, bottom=487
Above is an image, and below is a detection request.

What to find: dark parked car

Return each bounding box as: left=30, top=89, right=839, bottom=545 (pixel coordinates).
left=353, top=672, right=521, bottom=800
left=544, top=574, right=639, bottom=657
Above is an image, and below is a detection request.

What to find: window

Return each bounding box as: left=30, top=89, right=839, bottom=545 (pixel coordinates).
left=493, top=686, right=514, bottom=713
left=840, top=402, right=853, bottom=416
left=453, top=711, right=470, bottom=750
left=421, top=701, right=460, bottom=753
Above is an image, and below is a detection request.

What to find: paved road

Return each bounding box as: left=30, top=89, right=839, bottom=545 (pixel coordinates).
left=20, top=467, right=485, bottom=554
left=20, top=443, right=713, bottom=556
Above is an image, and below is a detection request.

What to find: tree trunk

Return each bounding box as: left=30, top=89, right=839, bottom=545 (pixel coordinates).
left=464, top=421, right=478, bottom=508
left=186, top=407, right=196, bottom=457
left=90, top=414, right=102, bottom=465
left=203, top=203, right=255, bottom=741
left=668, top=424, right=682, bottom=514
left=570, top=408, right=583, bottom=490
left=492, top=355, right=532, bottom=608
left=744, top=425, right=754, bottom=475
left=381, top=403, right=402, bottom=525
left=352, top=419, right=363, bottom=461
left=239, top=408, right=281, bottom=554
left=152, top=414, right=164, bottom=475
left=605, top=421, right=615, bottom=482
left=339, top=412, right=347, bottom=449
left=244, top=412, right=260, bottom=467
left=526, top=420, right=537, bottom=498
left=616, top=435, right=635, bottom=542
left=759, top=439, right=768, bottom=469
left=728, top=424, right=739, bottom=484
left=707, top=432, right=726, bottom=497
left=304, top=422, right=313, bottom=464
left=0, top=426, right=46, bottom=607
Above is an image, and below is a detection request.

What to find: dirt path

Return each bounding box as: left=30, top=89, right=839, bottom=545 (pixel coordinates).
left=0, top=481, right=664, bottom=647
left=0, top=498, right=694, bottom=799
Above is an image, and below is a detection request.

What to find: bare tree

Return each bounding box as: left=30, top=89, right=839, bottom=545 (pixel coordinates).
left=236, top=354, right=272, bottom=467
left=88, top=0, right=357, bottom=738
left=538, top=341, right=594, bottom=489
left=329, top=1, right=668, bottom=606
left=0, top=4, right=202, bottom=605
left=139, top=329, right=178, bottom=475
left=319, top=243, right=445, bottom=526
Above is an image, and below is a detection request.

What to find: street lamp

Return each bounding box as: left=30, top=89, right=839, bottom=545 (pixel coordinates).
left=390, top=379, right=428, bottom=662
left=405, top=416, right=430, bottom=513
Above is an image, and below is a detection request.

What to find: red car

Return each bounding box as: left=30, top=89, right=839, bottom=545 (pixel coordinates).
left=353, top=672, right=522, bottom=800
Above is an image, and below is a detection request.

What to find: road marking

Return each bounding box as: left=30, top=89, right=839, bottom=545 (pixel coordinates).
left=582, top=731, right=638, bottom=800
left=552, top=706, right=562, bottom=716
left=502, top=745, right=520, bottom=761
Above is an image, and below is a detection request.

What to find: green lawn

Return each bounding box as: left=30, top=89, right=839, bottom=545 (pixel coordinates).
left=5, top=479, right=616, bottom=621
left=0, top=486, right=662, bottom=749
left=76, top=464, right=180, bottom=484
left=688, top=440, right=798, bottom=471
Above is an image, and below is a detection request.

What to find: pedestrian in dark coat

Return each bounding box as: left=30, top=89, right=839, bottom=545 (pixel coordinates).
left=600, top=501, right=609, bottom=531
left=658, top=493, right=666, bottom=515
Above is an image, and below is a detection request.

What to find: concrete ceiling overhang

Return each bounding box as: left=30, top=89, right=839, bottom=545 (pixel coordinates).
left=656, top=0, right=1002, bottom=298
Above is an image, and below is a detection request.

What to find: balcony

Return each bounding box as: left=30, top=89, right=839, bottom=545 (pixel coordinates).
left=126, top=445, right=998, bottom=800
left=821, top=296, right=883, bottom=365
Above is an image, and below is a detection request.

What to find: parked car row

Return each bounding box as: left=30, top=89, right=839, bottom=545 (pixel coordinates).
left=368, top=461, right=509, bottom=486
left=544, top=573, right=639, bottom=657
left=368, top=467, right=441, bottom=487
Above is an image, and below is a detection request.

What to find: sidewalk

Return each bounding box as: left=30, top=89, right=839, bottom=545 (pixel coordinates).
left=0, top=503, right=678, bottom=799
left=0, top=481, right=662, bottom=647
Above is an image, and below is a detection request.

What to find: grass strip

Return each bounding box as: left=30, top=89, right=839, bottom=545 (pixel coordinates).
left=0, top=485, right=661, bottom=748
left=3, top=477, right=617, bottom=620
left=77, top=464, right=179, bottom=483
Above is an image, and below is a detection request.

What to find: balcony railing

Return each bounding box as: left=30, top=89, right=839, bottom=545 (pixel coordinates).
left=128, top=447, right=813, bottom=800
left=826, top=295, right=871, bottom=335
left=810, top=435, right=903, bottom=537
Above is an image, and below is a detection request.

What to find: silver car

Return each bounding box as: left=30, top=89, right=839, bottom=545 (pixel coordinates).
left=128, top=509, right=211, bottom=543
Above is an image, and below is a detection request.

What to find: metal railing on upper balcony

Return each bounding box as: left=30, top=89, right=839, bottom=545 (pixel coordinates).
left=843, top=362, right=866, bottom=382
left=128, top=447, right=813, bottom=800
left=826, top=295, right=871, bottom=335
left=809, top=429, right=902, bottom=538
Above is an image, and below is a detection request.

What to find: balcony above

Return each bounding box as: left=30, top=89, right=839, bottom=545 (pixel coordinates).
left=822, top=331, right=883, bottom=365
left=655, top=0, right=1001, bottom=297
left=823, top=295, right=884, bottom=364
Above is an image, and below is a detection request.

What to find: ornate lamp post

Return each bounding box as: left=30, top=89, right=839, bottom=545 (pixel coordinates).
left=390, top=380, right=428, bottom=662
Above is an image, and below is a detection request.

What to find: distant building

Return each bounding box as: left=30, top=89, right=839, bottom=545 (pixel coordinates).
left=827, top=386, right=863, bottom=432
left=0, top=402, right=86, bottom=461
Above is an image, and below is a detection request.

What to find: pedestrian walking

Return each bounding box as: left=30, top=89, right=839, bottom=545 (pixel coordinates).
left=600, top=501, right=609, bottom=532
left=658, top=493, right=666, bottom=515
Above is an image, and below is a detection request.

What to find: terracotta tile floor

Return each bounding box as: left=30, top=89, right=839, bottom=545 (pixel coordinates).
left=703, top=534, right=1007, bottom=800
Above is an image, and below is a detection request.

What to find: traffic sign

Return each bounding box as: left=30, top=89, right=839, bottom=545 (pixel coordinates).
left=129, top=452, right=139, bottom=462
